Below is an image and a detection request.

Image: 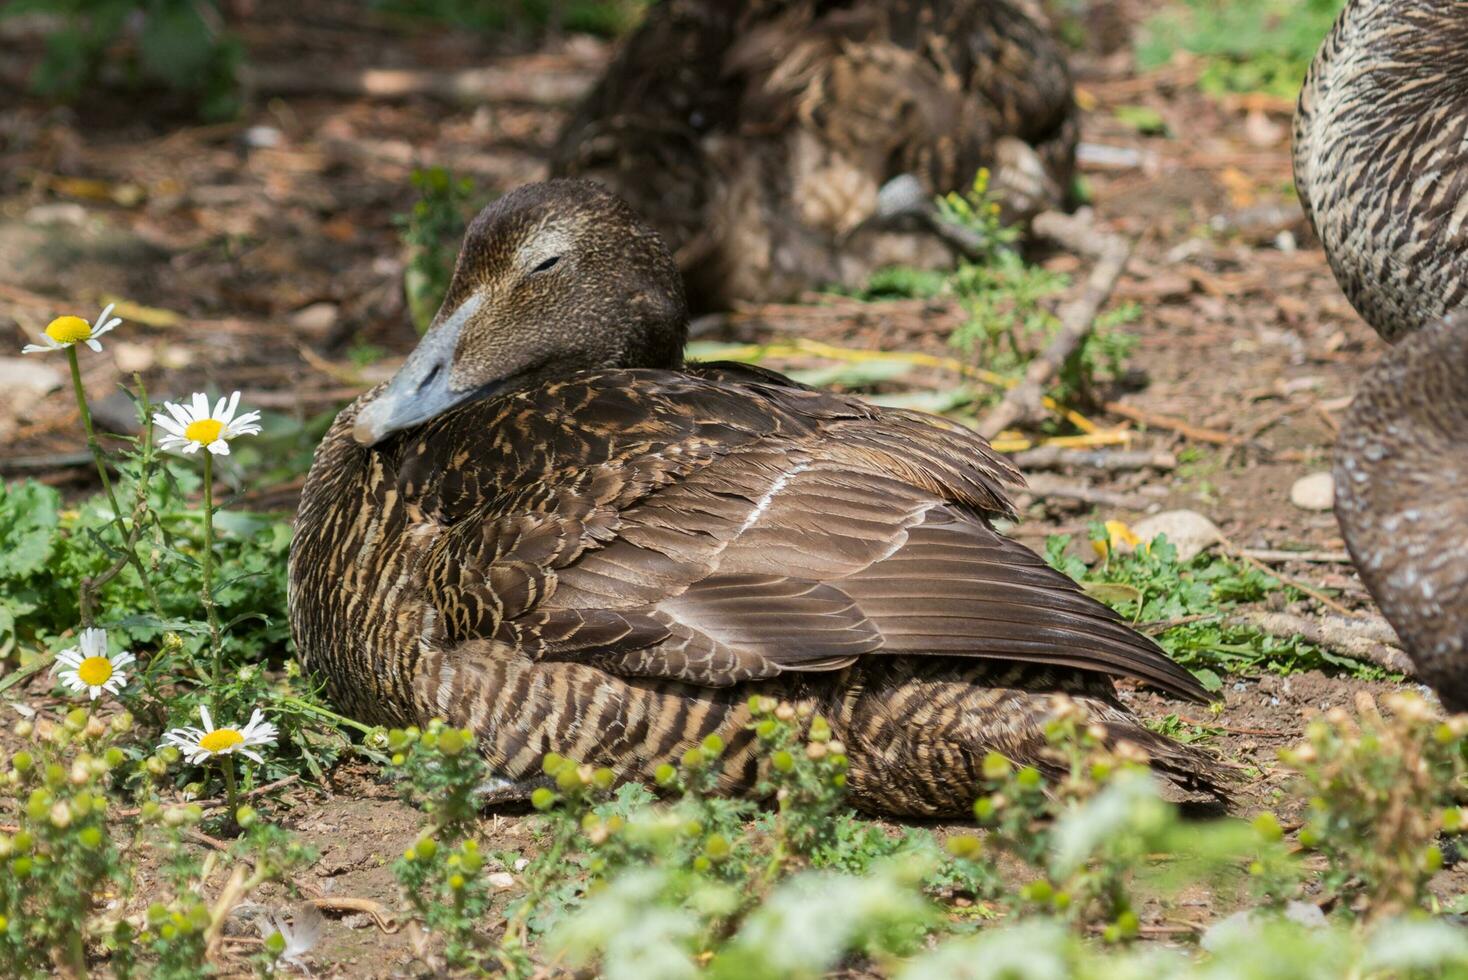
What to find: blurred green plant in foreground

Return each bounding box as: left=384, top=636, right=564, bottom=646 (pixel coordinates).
left=383, top=691, right=1468, bottom=978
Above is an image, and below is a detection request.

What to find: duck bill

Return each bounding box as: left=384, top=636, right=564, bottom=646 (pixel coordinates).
left=352, top=294, right=484, bottom=446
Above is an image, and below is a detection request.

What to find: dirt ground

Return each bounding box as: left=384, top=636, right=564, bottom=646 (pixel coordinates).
left=0, top=1, right=1447, bottom=974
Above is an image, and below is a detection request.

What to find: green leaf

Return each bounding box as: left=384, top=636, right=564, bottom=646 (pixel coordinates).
left=0, top=480, right=61, bottom=579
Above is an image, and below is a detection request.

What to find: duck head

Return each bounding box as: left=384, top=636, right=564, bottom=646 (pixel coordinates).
left=353, top=179, right=688, bottom=445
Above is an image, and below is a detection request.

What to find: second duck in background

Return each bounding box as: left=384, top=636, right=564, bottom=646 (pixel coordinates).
left=550, top=0, right=1078, bottom=310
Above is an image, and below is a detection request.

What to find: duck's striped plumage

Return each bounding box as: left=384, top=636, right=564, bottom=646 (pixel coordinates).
left=289, top=180, right=1218, bottom=816
left=1295, top=0, right=1468, bottom=708
left=1293, top=0, right=1468, bottom=343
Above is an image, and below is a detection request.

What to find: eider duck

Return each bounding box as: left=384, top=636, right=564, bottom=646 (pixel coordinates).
left=1294, top=0, right=1468, bottom=708
left=548, top=0, right=1077, bottom=310
left=289, top=180, right=1216, bottom=816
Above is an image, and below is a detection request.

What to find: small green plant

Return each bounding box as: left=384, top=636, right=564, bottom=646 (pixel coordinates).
left=0, top=304, right=341, bottom=974
left=853, top=170, right=1138, bottom=420
left=1280, top=691, right=1468, bottom=919
left=397, top=168, right=479, bottom=333
left=1046, top=526, right=1383, bottom=690
left=4, top=0, right=243, bottom=118
left=385, top=720, right=500, bottom=972
left=1138, top=0, right=1345, bottom=99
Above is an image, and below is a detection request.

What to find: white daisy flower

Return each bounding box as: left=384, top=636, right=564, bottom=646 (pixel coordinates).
left=22, top=304, right=123, bottom=354
left=51, top=628, right=135, bottom=701
left=152, top=391, right=262, bottom=456
left=161, top=705, right=278, bottom=765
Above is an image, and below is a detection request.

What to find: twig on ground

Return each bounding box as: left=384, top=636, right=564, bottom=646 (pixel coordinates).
left=1240, top=549, right=1352, bottom=565
left=1009, top=446, right=1176, bottom=472
left=1225, top=401, right=1303, bottom=464
left=307, top=896, right=400, bottom=934
left=1226, top=610, right=1413, bottom=676
left=115, top=774, right=302, bottom=818
left=1102, top=401, right=1243, bottom=445
left=204, top=865, right=251, bottom=959
left=977, top=218, right=1133, bottom=438
left=1224, top=545, right=1355, bottom=617
left=1018, top=474, right=1151, bottom=510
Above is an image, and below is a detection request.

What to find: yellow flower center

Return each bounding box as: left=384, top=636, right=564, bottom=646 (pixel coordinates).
left=45, top=316, right=92, bottom=344
left=199, top=729, right=244, bottom=753
left=184, top=418, right=225, bottom=445
left=75, top=656, right=114, bottom=687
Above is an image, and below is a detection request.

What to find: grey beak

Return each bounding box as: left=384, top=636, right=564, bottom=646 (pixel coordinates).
left=352, top=294, right=483, bottom=445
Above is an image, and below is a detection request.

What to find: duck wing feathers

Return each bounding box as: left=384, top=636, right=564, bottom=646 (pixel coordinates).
left=397, top=365, right=1204, bottom=702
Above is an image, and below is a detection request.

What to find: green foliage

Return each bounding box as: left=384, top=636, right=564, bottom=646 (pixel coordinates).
left=0, top=312, right=372, bottom=976
left=397, top=167, right=479, bottom=333
left=853, top=170, right=1138, bottom=417
left=1281, top=692, right=1468, bottom=918
left=4, top=0, right=243, bottom=118
left=1045, top=527, right=1383, bottom=691
left=0, top=706, right=315, bottom=978
left=0, top=463, right=354, bottom=782
left=386, top=720, right=502, bottom=972
left=1138, top=0, right=1345, bottom=99
left=514, top=695, right=1468, bottom=977
left=369, top=0, right=650, bottom=37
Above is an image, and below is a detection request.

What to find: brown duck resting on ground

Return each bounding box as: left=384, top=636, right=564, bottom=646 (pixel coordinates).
left=289, top=180, right=1219, bottom=817
left=1294, top=0, right=1468, bottom=708
left=548, top=0, right=1077, bottom=310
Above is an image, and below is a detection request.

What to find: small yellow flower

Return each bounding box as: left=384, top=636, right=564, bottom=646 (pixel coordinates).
left=153, top=392, right=262, bottom=456
left=161, top=706, right=277, bottom=765
left=22, top=304, right=122, bottom=354
left=51, top=628, right=135, bottom=701
left=1091, top=520, right=1142, bottom=559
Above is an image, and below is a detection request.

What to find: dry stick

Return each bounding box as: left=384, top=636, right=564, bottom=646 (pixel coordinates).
left=1018, top=473, right=1152, bottom=511
left=1009, top=446, right=1177, bottom=472
left=977, top=217, right=1133, bottom=439
left=204, top=865, right=251, bottom=959
left=1101, top=401, right=1242, bottom=446
left=306, top=897, right=399, bottom=934
left=1224, top=545, right=1355, bottom=618
left=1226, top=610, right=1414, bottom=676
left=1224, top=401, right=1302, bottom=465
left=1240, top=549, right=1352, bottom=565
left=114, top=774, right=302, bottom=818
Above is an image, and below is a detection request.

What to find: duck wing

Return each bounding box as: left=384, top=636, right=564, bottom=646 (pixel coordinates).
left=411, top=367, right=1205, bottom=703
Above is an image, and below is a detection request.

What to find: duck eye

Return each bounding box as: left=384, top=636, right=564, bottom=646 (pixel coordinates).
left=530, top=255, right=561, bottom=274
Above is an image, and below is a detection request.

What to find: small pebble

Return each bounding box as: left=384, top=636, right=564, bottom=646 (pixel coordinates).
left=1131, top=509, right=1222, bottom=562
left=1290, top=472, right=1335, bottom=511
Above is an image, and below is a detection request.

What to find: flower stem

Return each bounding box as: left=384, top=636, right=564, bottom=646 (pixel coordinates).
left=201, top=452, right=224, bottom=709
left=65, top=348, right=163, bottom=621
left=221, top=754, right=239, bottom=816
left=67, top=346, right=122, bottom=524
left=275, top=695, right=377, bottom=735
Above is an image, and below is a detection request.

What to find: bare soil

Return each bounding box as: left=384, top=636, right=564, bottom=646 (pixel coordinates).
left=0, top=1, right=1447, bottom=974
